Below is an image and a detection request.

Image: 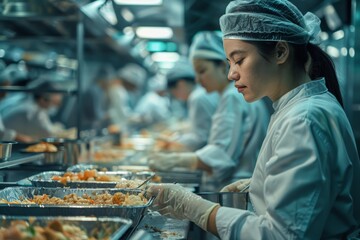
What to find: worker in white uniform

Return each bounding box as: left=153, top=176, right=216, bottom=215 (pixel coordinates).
left=3, top=81, right=64, bottom=140
left=149, top=31, right=270, bottom=191
left=108, top=63, right=147, bottom=133
left=161, top=59, right=219, bottom=151
left=146, top=0, right=360, bottom=239
left=130, top=73, right=170, bottom=129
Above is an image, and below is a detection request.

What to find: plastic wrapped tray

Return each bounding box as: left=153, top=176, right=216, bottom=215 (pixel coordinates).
left=0, top=187, right=153, bottom=227
left=0, top=215, right=132, bottom=240
left=27, top=171, right=133, bottom=188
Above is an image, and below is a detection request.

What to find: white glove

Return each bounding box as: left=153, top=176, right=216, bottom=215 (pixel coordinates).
left=148, top=152, right=198, bottom=171
left=147, top=184, right=219, bottom=231
left=220, top=178, right=251, bottom=192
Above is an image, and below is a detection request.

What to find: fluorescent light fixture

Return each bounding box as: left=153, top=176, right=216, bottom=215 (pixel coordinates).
left=332, top=30, right=344, bottom=40
left=157, top=62, right=176, bottom=69
left=349, top=48, right=355, bottom=58
left=319, top=32, right=329, bottom=41
left=121, top=8, right=134, bottom=22
left=326, top=46, right=339, bottom=58
left=114, top=0, right=162, bottom=5
left=340, top=47, right=347, bottom=56
left=151, top=52, right=180, bottom=62
left=136, top=27, right=173, bottom=39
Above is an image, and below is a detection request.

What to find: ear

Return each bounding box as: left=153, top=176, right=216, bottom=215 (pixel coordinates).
left=275, top=41, right=289, bottom=64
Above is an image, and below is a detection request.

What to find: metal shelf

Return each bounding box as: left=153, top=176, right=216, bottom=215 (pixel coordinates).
left=0, top=86, right=78, bottom=95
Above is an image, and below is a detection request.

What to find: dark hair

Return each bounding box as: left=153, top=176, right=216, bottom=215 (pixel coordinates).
left=247, top=41, right=343, bottom=107
left=167, top=77, right=195, bottom=89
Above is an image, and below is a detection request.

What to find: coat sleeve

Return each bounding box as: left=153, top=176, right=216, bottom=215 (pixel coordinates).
left=216, top=117, right=339, bottom=240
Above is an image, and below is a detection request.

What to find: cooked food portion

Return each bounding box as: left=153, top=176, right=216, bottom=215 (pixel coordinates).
left=92, top=150, right=127, bottom=162
left=0, top=192, right=148, bottom=206
left=115, top=179, right=144, bottom=189
left=50, top=170, right=126, bottom=185
left=0, top=219, right=115, bottom=240
left=25, top=142, right=58, bottom=153
left=154, top=139, right=186, bottom=152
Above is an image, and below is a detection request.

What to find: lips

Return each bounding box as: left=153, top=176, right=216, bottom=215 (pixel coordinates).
left=235, top=85, right=246, bottom=93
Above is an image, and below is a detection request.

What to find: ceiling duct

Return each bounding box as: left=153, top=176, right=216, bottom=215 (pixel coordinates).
left=1, top=0, right=61, bottom=17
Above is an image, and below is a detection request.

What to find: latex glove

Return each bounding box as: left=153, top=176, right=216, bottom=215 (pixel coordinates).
left=147, top=184, right=219, bottom=231
left=220, top=178, right=251, bottom=192
left=148, top=152, right=198, bottom=171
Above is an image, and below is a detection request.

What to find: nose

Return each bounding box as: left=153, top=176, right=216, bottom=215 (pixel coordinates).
left=228, top=67, right=239, bottom=81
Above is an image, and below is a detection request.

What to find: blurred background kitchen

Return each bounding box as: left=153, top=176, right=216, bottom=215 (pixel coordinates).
left=0, top=0, right=359, bottom=148
left=0, top=0, right=359, bottom=239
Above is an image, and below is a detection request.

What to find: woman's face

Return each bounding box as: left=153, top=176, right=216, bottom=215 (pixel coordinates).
left=192, top=59, right=226, bottom=93
left=223, top=39, right=278, bottom=102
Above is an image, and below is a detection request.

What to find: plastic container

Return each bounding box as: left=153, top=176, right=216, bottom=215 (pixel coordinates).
left=0, top=141, right=17, bottom=161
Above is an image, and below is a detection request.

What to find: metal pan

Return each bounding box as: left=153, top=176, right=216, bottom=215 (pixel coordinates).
left=0, top=187, right=154, bottom=227
left=0, top=215, right=132, bottom=240
left=27, top=171, right=133, bottom=188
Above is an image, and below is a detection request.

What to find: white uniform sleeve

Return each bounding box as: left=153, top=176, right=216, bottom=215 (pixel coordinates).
left=0, top=116, right=16, bottom=141
left=178, top=94, right=215, bottom=150
left=216, top=117, right=346, bottom=240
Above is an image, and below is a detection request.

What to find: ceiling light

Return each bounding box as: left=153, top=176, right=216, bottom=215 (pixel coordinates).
left=114, top=0, right=162, bottom=5
left=151, top=52, right=180, bottom=62
left=121, top=8, right=134, bottom=22
left=136, top=27, right=173, bottom=39
left=332, top=30, right=344, bottom=40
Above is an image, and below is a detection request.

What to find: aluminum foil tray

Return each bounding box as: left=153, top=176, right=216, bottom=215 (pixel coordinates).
left=27, top=171, right=133, bottom=188
left=0, top=187, right=153, bottom=226
left=0, top=215, right=132, bottom=240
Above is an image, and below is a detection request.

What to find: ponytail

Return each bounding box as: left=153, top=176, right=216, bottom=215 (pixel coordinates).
left=307, top=44, right=344, bottom=107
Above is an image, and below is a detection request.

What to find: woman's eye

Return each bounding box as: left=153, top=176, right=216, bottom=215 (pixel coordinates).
left=235, top=59, right=244, bottom=65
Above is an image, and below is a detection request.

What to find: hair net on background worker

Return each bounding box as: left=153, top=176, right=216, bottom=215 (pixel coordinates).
left=147, top=74, right=167, bottom=92
left=95, top=64, right=117, bottom=82
left=189, top=31, right=226, bottom=60
left=166, top=59, right=195, bottom=87
left=118, top=63, right=147, bottom=88
left=219, top=0, right=322, bottom=45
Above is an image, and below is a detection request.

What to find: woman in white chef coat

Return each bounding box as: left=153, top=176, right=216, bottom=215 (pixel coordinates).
left=3, top=81, right=64, bottom=140
left=149, top=31, right=270, bottom=191
left=129, top=73, right=170, bottom=128
left=146, top=0, right=360, bottom=239
left=162, top=59, right=219, bottom=151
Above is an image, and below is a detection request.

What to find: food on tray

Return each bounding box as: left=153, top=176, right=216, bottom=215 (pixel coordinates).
left=51, top=170, right=126, bottom=185
left=151, top=175, right=162, bottom=183
left=0, top=192, right=148, bottom=206
left=115, top=179, right=144, bottom=189
left=154, top=139, right=187, bottom=152
left=0, top=218, right=118, bottom=240
left=25, top=142, right=58, bottom=153
left=92, top=150, right=127, bottom=162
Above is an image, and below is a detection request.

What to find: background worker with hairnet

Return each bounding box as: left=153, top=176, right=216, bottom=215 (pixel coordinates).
left=149, top=31, right=270, bottom=191
left=108, top=63, right=147, bottom=133
left=3, top=80, right=64, bottom=140
left=146, top=0, right=360, bottom=239
left=129, top=73, right=170, bottom=129
left=161, top=59, right=219, bottom=152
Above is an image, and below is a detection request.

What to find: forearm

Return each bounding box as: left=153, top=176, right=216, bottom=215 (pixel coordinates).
left=196, top=159, right=213, bottom=174
left=207, top=205, right=220, bottom=237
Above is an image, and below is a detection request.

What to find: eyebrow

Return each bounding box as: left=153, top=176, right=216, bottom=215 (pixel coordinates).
left=228, top=50, right=246, bottom=60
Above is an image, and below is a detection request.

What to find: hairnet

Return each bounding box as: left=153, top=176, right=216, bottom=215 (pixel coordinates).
left=118, top=63, right=147, bottom=88
left=166, top=59, right=195, bottom=86
left=219, top=0, right=321, bottom=45
left=95, top=64, right=117, bottom=82
left=189, top=31, right=226, bottom=60
left=148, top=74, right=167, bottom=92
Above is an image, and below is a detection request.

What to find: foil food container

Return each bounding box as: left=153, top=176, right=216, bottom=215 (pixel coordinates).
left=0, top=187, right=153, bottom=227
left=0, top=215, right=132, bottom=240
left=27, top=171, right=133, bottom=188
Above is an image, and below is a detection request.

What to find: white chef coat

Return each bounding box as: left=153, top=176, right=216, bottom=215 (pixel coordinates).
left=2, top=98, right=55, bottom=140
left=196, top=83, right=269, bottom=191
left=108, top=85, right=131, bottom=129
left=133, top=91, right=170, bottom=126
left=216, top=79, right=360, bottom=239
left=177, top=86, right=219, bottom=151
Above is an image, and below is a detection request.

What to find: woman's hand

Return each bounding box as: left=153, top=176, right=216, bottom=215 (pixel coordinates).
left=147, top=184, right=219, bottom=230
left=220, top=178, right=251, bottom=192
